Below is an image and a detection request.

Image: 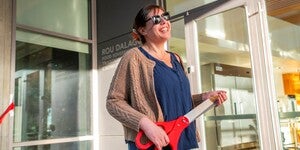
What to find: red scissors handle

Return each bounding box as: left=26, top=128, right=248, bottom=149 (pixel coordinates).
left=135, top=116, right=190, bottom=150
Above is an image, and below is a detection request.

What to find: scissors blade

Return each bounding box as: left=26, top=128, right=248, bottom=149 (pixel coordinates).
left=184, top=98, right=216, bottom=123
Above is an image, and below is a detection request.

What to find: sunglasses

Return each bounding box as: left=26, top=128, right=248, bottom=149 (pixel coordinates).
left=146, top=12, right=170, bottom=25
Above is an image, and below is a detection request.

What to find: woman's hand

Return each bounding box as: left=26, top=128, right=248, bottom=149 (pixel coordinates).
left=138, top=117, right=169, bottom=150
left=202, top=90, right=227, bottom=106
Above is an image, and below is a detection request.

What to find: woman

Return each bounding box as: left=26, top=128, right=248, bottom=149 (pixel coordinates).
left=106, top=4, right=227, bottom=150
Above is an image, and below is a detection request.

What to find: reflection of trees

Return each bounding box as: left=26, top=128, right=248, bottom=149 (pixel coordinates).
left=25, top=71, right=40, bottom=141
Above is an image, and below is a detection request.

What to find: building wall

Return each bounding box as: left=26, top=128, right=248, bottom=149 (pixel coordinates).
left=0, top=0, right=13, bottom=149
left=98, top=62, right=127, bottom=149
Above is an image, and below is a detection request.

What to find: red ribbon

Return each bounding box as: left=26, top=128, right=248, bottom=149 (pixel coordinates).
left=0, top=102, right=15, bottom=124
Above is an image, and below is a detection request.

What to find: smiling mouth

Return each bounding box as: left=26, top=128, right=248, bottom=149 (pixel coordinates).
left=160, top=27, right=168, bottom=32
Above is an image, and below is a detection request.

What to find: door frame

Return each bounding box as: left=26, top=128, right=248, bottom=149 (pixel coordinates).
left=183, top=0, right=282, bottom=149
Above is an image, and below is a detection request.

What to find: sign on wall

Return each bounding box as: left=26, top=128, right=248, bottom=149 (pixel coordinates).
left=97, top=0, right=156, bottom=67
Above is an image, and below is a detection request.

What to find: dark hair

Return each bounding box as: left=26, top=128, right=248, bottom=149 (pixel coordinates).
left=132, top=4, right=165, bottom=44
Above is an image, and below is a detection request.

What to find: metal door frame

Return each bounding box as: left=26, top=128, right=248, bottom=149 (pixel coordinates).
left=183, top=0, right=282, bottom=149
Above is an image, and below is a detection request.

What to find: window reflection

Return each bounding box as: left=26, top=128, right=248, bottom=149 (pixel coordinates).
left=267, top=1, right=300, bottom=149
left=194, top=6, right=260, bottom=149
left=14, top=42, right=91, bottom=142
left=166, top=0, right=216, bottom=15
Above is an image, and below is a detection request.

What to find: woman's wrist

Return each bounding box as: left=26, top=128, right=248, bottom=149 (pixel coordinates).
left=138, top=117, right=152, bottom=130
left=192, top=93, right=205, bottom=105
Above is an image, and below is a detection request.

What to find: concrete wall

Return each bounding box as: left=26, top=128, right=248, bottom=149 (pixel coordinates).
left=98, top=61, right=127, bottom=149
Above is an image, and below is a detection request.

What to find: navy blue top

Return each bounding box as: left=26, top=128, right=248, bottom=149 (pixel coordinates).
left=139, top=47, right=198, bottom=150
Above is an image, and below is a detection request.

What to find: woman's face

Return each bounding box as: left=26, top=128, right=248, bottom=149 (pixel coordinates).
left=139, top=9, right=171, bottom=44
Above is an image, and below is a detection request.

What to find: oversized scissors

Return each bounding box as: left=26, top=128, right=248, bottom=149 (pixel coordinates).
left=135, top=97, right=218, bottom=150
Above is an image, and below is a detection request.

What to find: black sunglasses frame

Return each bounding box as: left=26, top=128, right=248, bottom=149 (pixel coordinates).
left=146, top=12, right=170, bottom=25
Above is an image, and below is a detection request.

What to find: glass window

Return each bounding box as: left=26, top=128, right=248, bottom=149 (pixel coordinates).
left=14, top=0, right=93, bottom=149
left=166, top=0, right=216, bottom=15
left=16, top=30, right=89, bottom=54
left=13, top=41, right=91, bottom=142
left=169, top=19, right=187, bottom=64
left=267, top=1, right=300, bottom=149
left=16, top=0, right=90, bottom=39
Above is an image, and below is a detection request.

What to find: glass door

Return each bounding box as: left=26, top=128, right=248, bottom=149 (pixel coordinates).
left=266, top=1, right=300, bottom=149
left=183, top=1, right=281, bottom=150
left=193, top=6, right=258, bottom=150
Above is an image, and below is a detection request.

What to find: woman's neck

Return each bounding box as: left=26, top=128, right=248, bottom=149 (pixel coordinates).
left=142, top=43, right=169, bottom=62
left=142, top=43, right=166, bottom=54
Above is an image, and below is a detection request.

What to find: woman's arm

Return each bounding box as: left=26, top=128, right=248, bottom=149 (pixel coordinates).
left=106, top=50, right=147, bottom=132
left=192, top=91, right=227, bottom=107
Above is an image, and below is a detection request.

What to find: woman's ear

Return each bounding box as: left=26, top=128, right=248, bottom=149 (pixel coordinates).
left=138, top=27, right=147, bottom=36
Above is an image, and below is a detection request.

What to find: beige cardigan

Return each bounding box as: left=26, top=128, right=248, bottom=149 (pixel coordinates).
left=106, top=47, right=204, bottom=142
